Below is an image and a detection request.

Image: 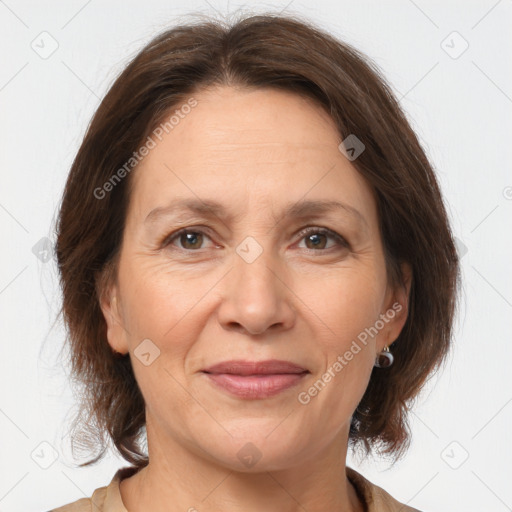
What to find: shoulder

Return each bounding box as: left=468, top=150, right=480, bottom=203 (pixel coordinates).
left=49, top=486, right=107, bottom=511
left=347, top=466, right=424, bottom=512
left=49, top=484, right=109, bottom=512
left=48, top=466, right=138, bottom=512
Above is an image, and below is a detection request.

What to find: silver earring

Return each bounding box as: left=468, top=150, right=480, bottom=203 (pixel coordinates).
left=374, top=345, right=394, bottom=368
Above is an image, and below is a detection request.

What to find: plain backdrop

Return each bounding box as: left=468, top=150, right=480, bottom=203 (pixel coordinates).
left=0, top=1, right=511, bottom=511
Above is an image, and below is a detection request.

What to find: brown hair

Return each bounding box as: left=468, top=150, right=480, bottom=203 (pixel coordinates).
left=55, top=12, right=460, bottom=468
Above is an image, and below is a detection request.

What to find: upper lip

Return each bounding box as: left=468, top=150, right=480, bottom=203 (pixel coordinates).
left=202, top=360, right=309, bottom=375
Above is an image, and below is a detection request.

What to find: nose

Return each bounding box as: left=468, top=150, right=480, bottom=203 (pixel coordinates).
left=216, top=246, right=296, bottom=336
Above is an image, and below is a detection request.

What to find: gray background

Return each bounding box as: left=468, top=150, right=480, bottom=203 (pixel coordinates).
left=0, top=0, right=511, bottom=510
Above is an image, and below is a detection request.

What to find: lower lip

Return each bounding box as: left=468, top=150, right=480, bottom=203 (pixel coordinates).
left=203, top=372, right=308, bottom=399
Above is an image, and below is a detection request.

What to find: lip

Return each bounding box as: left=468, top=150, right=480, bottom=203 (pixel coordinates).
left=201, top=359, right=309, bottom=399
left=203, top=359, right=308, bottom=375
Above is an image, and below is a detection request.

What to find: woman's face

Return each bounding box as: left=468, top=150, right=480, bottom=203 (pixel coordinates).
left=101, top=86, right=409, bottom=471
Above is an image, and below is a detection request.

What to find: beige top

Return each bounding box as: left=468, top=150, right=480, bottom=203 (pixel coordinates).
left=50, top=466, right=422, bottom=512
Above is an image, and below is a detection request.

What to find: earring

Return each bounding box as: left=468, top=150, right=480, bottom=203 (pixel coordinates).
left=374, top=345, right=394, bottom=368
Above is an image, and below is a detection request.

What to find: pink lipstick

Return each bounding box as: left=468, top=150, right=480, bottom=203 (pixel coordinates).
left=202, top=360, right=309, bottom=399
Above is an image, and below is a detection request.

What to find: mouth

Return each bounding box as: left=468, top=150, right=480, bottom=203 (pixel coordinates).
left=201, top=360, right=310, bottom=399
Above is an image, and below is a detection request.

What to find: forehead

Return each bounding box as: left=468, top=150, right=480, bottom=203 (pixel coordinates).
left=128, top=86, right=376, bottom=224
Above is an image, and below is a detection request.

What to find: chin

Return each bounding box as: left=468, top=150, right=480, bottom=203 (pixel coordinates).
left=194, top=425, right=310, bottom=473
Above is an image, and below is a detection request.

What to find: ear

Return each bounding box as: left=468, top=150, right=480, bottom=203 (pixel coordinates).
left=96, top=265, right=130, bottom=356
left=379, top=262, right=412, bottom=350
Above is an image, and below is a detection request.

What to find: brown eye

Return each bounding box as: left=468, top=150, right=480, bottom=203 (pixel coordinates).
left=163, top=229, right=214, bottom=251
left=304, top=232, right=328, bottom=250
left=297, top=227, right=348, bottom=252
left=178, top=232, right=204, bottom=250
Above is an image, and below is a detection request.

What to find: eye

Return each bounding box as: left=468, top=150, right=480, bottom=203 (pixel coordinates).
left=162, top=228, right=215, bottom=251
left=296, top=227, right=348, bottom=251
left=161, top=226, right=348, bottom=253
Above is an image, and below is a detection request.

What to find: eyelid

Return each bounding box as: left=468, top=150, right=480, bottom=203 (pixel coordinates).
left=160, top=225, right=216, bottom=249
left=294, top=226, right=349, bottom=250
left=161, top=224, right=349, bottom=253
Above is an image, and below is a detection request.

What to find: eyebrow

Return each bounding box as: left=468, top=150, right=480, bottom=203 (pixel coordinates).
left=144, top=198, right=367, bottom=227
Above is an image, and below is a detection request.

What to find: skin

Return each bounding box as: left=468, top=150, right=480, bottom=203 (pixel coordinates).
left=100, top=85, right=411, bottom=512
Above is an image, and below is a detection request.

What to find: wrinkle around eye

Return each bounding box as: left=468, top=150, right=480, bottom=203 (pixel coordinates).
left=142, top=214, right=372, bottom=256
left=156, top=227, right=356, bottom=261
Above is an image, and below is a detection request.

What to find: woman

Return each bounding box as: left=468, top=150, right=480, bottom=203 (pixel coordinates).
left=51, top=12, right=459, bottom=512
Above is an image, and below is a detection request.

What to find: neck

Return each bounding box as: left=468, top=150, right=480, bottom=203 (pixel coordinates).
left=119, top=416, right=364, bottom=512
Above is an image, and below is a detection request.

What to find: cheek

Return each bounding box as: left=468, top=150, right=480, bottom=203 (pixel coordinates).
left=294, top=264, right=384, bottom=410
left=300, top=263, right=386, bottom=346
left=297, top=271, right=380, bottom=433
left=117, top=261, right=214, bottom=416
left=119, top=256, right=217, bottom=340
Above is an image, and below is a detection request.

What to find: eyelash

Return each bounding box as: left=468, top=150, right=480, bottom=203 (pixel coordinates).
left=161, top=226, right=349, bottom=254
